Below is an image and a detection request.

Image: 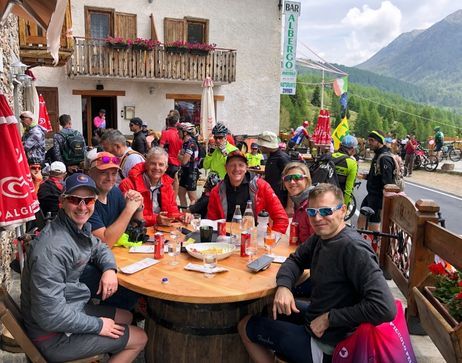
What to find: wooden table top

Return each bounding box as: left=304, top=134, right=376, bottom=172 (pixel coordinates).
left=113, top=230, right=295, bottom=304
left=248, top=165, right=265, bottom=175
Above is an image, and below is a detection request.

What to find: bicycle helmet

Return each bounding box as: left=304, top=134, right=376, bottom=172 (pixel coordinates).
left=204, top=172, right=221, bottom=190
left=341, top=135, right=358, bottom=149
left=212, top=123, right=228, bottom=136
left=303, top=121, right=309, bottom=127
left=179, top=122, right=197, bottom=136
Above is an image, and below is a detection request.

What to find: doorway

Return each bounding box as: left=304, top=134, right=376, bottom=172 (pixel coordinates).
left=81, top=96, right=117, bottom=145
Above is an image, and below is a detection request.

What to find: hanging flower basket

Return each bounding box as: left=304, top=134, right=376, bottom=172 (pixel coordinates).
left=105, top=37, right=129, bottom=50
left=130, top=38, right=160, bottom=51
left=165, top=46, right=188, bottom=54
left=190, top=49, right=210, bottom=56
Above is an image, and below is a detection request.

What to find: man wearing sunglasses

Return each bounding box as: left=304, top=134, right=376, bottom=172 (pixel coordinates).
left=239, top=183, right=396, bottom=363
left=21, top=173, right=147, bottom=362
left=203, top=123, right=238, bottom=178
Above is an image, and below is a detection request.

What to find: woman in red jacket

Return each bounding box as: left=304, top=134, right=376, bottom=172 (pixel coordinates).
left=207, top=151, right=288, bottom=234
left=119, top=147, right=191, bottom=226
left=282, top=162, right=314, bottom=244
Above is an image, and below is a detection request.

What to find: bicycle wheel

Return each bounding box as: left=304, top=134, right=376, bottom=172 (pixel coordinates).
left=449, top=148, right=461, bottom=162
left=413, top=155, right=421, bottom=170
left=344, top=194, right=357, bottom=221
left=424, top=155, right=439, bottom=172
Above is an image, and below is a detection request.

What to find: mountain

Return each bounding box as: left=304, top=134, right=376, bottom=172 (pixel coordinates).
left=356, top=9, right=462, bottom=109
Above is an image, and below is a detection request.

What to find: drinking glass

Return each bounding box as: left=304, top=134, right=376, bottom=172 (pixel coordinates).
left=246, top=227, right=258, bottom=262
left=168, top=233, right=180, bottom=266
left=191, top=214, right=201, bottom=231
left=203, top=254, right=217, bottom=278
left=264, top=232, right=276, bottom=256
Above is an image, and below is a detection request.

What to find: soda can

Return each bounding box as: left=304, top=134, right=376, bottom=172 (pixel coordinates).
left=154, top=232, right=164, bottom=259
left=217, top=219, right=227, bottom=236
left=289, top=222, right=299, bottom=245
left=241, top=231, right=250, bottom=257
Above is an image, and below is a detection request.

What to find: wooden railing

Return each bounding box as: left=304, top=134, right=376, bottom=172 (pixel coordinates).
left=67, top=37, right=237, bottom=83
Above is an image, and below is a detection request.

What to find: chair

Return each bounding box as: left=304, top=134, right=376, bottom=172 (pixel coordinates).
left=0, top=287, right=104, bottom=363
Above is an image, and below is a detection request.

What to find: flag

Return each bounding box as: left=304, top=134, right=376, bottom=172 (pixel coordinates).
left=333, top=76, right=348, bottom=97
left=332, top=117, right=349, bottom=150
left=38, top=94, right=52, bottom=131
left=340, top=92, right=348, bottom=110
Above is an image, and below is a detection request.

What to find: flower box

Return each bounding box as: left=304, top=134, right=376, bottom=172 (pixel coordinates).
left=165, top=46, right=188, bottom=54
left=107, top=42, right=129, bottom=50
left=189, top=49, right=209, bottom=56
left=413, top=286, right=462, bottom=363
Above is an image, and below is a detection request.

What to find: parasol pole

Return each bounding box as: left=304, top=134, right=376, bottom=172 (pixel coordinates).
left=321, top=69, right=325, bottom=110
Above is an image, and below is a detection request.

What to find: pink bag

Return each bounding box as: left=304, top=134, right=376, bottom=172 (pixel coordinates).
left=332, top=300, right=416, bottom=363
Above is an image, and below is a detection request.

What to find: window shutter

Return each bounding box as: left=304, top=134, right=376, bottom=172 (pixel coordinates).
left=115, top=12, right=137, bottom=39
left=164, top=18, right=185, bottom=43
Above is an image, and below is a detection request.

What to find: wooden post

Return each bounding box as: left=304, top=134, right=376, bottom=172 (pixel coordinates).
left=380, top=184, right=402, bottom=269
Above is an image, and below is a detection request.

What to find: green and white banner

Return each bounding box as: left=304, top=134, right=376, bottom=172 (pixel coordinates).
left=281, top=1, right=301, bottom=95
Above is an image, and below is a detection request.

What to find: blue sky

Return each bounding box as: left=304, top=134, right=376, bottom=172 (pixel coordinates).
left=296, top=1, right=461, bottom=66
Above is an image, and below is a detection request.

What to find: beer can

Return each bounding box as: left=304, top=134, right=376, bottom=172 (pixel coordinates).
left=217, top=219, right=227, bottom=236
left=289, top=222, right=299, bottom=245
left=154, top=232, right=164, bottom=259
left=241, top=231, right=250, bottom=257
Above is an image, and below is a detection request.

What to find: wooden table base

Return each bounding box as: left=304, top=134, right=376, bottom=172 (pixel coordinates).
left=145, top=295, right=273, bottom=362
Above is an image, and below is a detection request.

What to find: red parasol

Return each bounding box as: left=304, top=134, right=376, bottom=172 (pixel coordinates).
left=312, top=109, right=331, bottom=146
left=38, top=94, right=52, bottom=131
left=0, top=93, right=40, bottom=227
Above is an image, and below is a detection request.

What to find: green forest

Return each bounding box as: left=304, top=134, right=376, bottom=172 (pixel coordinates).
left=280, top=74, right=462, bottom=142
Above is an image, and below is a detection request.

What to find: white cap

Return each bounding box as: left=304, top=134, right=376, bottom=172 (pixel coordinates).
left=50, top=161, right=66, bottom=174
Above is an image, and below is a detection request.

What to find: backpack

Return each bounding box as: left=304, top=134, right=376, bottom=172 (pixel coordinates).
left=59, top=130, right=85, bottom=165
left=119, top=149, right=145, bottom=179
left=375, top=151, right=405, bottom=191
left=309, top=153, right=344, bottom=187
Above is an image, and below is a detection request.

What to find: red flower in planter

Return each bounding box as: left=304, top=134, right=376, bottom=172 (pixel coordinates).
left=428, top=262, right=448, bottom=275
left=456, top=292, right=462, bottom=300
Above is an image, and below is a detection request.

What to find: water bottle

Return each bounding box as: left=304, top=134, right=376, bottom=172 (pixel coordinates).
left=257, top=210, right=270, bottom=246
left=231, top=205, right=243, bottom=246
left=242, top=201, right=255, bottom=231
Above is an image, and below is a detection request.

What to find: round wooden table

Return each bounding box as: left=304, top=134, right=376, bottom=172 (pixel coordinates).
left=113, top=233, right=295, bottom=363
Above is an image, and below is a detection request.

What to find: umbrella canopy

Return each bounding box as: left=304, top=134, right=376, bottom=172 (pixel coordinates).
left=312, top=109, right=332, bottom=146
left=0, top=93, right=39, bottom=227
left=38, top=94, right=52, bottom=131
left=200, top=77, right=216, bottom=143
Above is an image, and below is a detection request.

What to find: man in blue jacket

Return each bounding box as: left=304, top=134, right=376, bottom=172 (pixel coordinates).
left=21, top=173, right=147, bottom=362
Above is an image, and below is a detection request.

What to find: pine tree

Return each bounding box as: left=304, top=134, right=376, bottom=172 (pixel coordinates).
left=311, top=86, right=321, bottom=107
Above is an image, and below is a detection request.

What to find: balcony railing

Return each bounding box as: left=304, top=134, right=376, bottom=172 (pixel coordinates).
left=67, top=37, right=237, bottom=84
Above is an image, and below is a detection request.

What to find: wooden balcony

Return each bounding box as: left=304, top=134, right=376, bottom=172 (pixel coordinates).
left=66, top=38, right=237, bottom=84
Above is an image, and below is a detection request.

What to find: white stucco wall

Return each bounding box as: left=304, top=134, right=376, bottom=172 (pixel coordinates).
left=32, top=0, right=282, bottom=136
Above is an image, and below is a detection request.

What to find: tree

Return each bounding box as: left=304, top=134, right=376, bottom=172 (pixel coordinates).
left=311, top=85, right=321, bottom=107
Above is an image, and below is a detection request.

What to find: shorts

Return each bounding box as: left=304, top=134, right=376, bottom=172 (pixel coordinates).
left=360, top=194, right=382, bottom=223
left=34, top=304, right=129, bottom=362
left=434, top=143, right=443, bottom=152
left=246, top=304, right=331, bottom=363
left=179, top=168, right=198, bottom=191
left=166, top=164, right=180, bottom=179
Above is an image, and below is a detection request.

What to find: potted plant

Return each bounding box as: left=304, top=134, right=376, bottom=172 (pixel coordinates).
left=130, top=38, right=160, bottom=51
left=105, top=36, right=129, bottom=50
left=164, top=40, right=189, bottom=54
left=188, top=42, right=216, bottom=55
left=413, top=262, right=462, bottom=362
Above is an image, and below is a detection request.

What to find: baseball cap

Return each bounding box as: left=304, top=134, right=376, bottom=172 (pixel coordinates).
left=50, top=161, right=66, bottom=174
left=130, top=117, right=143, bottom=127
left=226, top=150, right=248, bottom=165
left=257, top=131, right=279, bottom=149
left=63, top=173, right=99, bottom=195
left=90, top=152, right=120, bottom=170
left=251, top=142, right=259, bottom=149
left=20, top=111, right=34, bottom=119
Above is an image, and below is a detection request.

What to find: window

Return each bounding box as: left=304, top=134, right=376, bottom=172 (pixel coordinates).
left=85, top=7, right=136, bottom=40
left=175, top=100, right=201, bottom=126
left=164, top=17, right=209, bottom=44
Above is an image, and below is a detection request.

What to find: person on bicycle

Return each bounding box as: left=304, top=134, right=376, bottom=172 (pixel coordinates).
left=203, top=123, right=238, bottom=178
left=331, top=135, right=358, bottom=206
left=434, top=126, right=444, bottom=159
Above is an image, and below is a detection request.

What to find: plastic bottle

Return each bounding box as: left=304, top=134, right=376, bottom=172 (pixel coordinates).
left=231, top=205, right=243, bottom=246
left=257, top=210, right=270, bottom=246
left=242, top=201, right=255, bottom=231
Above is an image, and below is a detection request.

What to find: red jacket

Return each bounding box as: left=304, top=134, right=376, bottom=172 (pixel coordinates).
left=292, top=197, right=314, bottom=244
left=119, top=162, right=180, bottom=226
left=159, top=127, right=182, bottom=166
left=207, top=175, right=289, bottom=234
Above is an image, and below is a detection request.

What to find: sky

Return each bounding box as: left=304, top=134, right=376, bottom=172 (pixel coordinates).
left=296, top=1, right=462, bottom=67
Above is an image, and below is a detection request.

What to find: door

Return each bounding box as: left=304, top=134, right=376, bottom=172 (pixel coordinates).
left=36, top=87, right=59, bottom=132
left=81, top=96, right=117, bottom=146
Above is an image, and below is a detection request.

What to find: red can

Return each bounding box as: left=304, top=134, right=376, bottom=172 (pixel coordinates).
left=217, top=219, right=227, bottom=236
left=154, top=232, right=164, bottom=259
left=289, top=222, right=299, bottom=245
left=241, top=231, right=250, bottom=257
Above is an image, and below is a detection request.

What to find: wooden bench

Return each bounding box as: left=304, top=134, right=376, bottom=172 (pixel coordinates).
left=0, top=287, right=104, bottom=363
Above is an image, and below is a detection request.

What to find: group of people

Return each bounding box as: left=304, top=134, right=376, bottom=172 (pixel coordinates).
left=18, top=107, right=406, bottom=363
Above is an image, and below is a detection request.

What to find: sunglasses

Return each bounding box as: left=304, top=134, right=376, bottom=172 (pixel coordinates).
left=214, top=135, right=225, bottom=140
left=30, top=166, right=41, bottom=171
left=63, top=194, right=97, bottom=206
left=283, top=174, right=306, bottom=182
left=92, top=155, right=120, bottom=167
left=306, top=204, right=343, bottom=217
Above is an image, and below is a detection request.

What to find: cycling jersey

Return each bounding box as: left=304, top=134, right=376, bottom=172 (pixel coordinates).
left=331, top=150, right=358, bottom=205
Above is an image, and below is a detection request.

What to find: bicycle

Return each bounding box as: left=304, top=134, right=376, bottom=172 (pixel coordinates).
left=440, top=142, right=461, bottom=162
left=344, top=180, right=361, bottom=221
left=413, top=145, right=438, bottom=172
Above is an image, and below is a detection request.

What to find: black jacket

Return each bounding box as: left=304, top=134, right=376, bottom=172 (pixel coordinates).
left=37, top=178, right=63, bottom=218
left=132, top=131, right=148, bottom=155
left=366, top=146, right=395, bottom=199
left=264, top=149, right=291, bottom=206
left=276, top=227, right=396, bottom=347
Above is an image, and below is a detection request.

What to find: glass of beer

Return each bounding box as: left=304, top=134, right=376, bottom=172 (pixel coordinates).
left=264, top=232, right=276, bottom=256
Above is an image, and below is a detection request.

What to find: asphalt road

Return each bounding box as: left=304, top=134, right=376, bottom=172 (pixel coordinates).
left=351, top=180, right=462, bottom=234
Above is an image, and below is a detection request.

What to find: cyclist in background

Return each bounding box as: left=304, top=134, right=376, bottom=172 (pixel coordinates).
left=331, top=135, right=358, bottom=206
left=434, top=126, right=444, bottom=159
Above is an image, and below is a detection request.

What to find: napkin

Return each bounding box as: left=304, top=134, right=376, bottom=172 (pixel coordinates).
left=184, top=263, right=228, bottom=273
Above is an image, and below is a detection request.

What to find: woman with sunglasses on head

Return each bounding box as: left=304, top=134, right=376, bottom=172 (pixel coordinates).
left=282, top=162, right=315, bottom=244
left=203, top=123, right=238, bottom=178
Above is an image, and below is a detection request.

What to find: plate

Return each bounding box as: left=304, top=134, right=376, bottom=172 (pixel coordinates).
left=185, top=242, right=235, bottom=260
